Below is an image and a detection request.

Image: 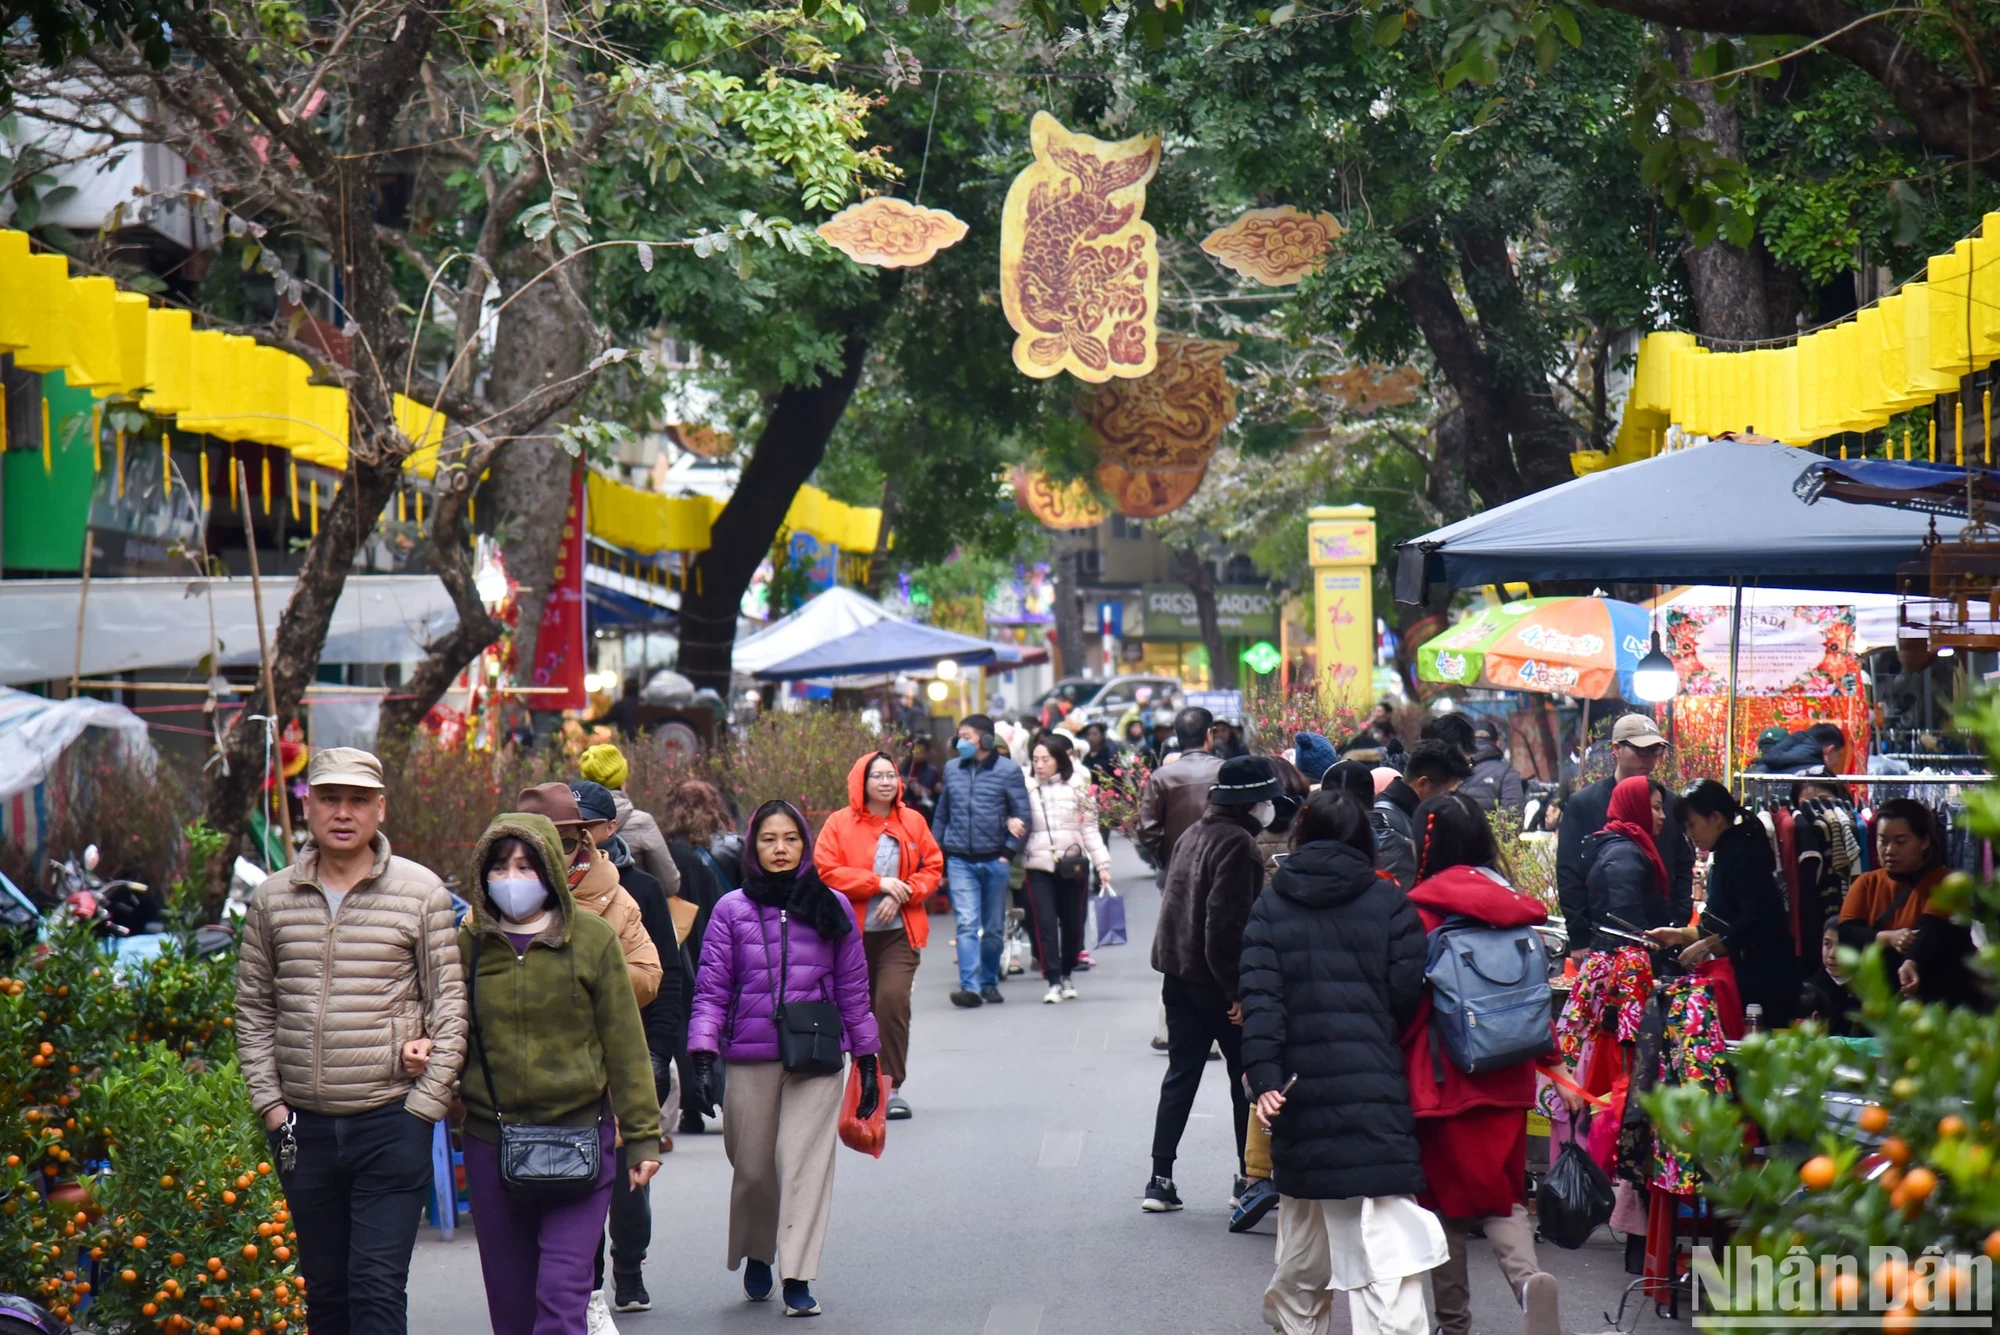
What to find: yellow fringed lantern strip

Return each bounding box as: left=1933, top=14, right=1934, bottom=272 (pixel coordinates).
left=261, top=454, right=271, bottom=514
left=115, top=430, right=125, bottom=499
left=90, top=404, right=101, bottom=474
left=309, top=479, right=319, bottom=535
left=40, top=396, right=52, bottom=475
left=162, top=433, right=172, bottom=496
left=199, top=447, right=211, bottom=513
left=289, top=456, right=300, bottom=521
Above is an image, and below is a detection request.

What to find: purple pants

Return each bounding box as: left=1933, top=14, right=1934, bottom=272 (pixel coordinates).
left=465, top=1123, right=617, bottom=1335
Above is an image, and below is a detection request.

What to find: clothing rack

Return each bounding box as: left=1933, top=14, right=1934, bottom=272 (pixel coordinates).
left=1738, top=773, right=1993, bottom=785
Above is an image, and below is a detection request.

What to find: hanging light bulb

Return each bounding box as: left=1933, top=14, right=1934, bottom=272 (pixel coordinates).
left=935, top=659, right=959, bottom=680
left=1632, top=631, right=1680, bottom=704
left=926, top=679, right=950, bottom=701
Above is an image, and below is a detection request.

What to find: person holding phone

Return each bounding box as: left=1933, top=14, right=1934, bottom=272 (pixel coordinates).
left=816, top=752, right=944, bottom=1120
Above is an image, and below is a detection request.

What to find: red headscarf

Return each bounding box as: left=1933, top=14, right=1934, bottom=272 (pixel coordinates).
left=1604, top=774, right=1668, bottom=901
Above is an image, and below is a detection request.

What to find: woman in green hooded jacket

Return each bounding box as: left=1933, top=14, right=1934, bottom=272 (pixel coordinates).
left=459, top=811, right=663, bottom=1335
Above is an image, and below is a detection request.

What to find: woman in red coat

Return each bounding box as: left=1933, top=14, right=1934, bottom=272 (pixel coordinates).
left=1404, top=792, right=1561, bottom=1335
left=816, top=751, right=944, bottom=1120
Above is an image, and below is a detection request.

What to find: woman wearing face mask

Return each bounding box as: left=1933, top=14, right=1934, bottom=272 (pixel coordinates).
left=1022, top=733, right=1114, bottom=1004
left=685, top=802, right=882, bottom=1318
left=814, top=752, right=944, bottom=1119
left=1581, top=776, right=1674, bottom=951
left=459, top=811, right=663, bottom=1335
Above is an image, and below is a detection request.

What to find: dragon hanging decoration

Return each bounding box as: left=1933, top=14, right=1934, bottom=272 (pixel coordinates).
left=1000, top=112, right=1161, bottom=383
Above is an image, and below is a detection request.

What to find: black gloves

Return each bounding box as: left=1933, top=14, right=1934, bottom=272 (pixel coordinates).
left=855, top=1053, right=879, bottom=1121
left=689, top=1052, right=717, bottom=1118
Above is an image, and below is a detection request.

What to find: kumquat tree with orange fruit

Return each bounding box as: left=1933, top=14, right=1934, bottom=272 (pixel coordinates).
left=1, top=824, right=308, bottom=1332
left=1650, top=692, right=2000, bottom=1332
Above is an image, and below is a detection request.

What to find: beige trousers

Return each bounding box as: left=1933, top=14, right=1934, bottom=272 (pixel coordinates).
left=1430, top=1204, right=1542, bottom=1335
left=1263, top=1197, right=1437, bottom=1335
left=722, top=1059, right=845, bottom=1281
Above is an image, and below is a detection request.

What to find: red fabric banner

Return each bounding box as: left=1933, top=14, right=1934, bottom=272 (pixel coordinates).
left=528, top=468, right=587, bottom=712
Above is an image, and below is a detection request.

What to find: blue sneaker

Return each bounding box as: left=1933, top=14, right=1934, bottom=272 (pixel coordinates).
left=1229, top=1176, right=1279, bottom=1233
left=743, top=1259, right=774, bottom=1302
left=783, top=1279, right=821, bottom=1317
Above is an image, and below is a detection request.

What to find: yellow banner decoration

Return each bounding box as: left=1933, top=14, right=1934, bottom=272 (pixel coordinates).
left=1000, top=113, right=1160, bottom=383
left=1199, top=206, right=1343, bottom=286
left=817, top=198, right=969, bottom=268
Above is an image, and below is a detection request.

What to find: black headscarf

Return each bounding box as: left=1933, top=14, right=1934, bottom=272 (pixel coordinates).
left=739, top=799, right=853, bottom=943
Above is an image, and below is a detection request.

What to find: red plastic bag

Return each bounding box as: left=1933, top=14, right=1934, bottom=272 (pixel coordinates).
left=838, top=1063, right=891, bottom=1158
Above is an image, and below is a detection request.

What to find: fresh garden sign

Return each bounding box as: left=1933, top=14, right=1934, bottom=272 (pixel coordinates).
left=1140, top=584, right=1277, bottom=638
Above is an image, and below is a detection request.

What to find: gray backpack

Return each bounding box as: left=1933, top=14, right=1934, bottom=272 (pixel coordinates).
left=1424, top=914, right=1556, bottom=1075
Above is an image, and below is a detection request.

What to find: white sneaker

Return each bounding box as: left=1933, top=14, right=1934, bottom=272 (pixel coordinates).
left=587, top=1292, right=620, bottom=1335
left=1061, top=977, right=1078, bottom=1000
left=1043, top=983, right=1064, bottom=1004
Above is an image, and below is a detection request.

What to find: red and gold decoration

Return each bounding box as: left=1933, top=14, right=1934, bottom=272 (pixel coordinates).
left=816, top=197, right=969, bottom=269
left=1013, top=467, right=1108, bottom=530
left=1083, top=335, right=1237, bottom=474
left=1094, top=459, right=1207, bottom=518
left=1200, top=206, right=1343, bottom=286
left=1000, top=112, right=1161, bottom=383
left=527, top=469, right=588, bottom=711
left=1663, top=601, right=1870, bottom=776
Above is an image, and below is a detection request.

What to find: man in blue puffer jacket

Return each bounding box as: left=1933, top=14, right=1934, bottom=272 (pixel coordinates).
left=931, top=713, right=1032, bottom=1009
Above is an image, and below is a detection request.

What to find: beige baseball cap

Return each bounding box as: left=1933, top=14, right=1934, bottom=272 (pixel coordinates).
left=306, top=746, right=385, bottom=789
left=1610, top=714, right=1667, bottom=749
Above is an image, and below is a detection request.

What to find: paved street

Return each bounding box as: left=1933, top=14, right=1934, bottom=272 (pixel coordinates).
left=411, top=838, right=1669, bottom=1334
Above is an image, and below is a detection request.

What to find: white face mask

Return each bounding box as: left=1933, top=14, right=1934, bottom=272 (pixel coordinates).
left=1248, top=801, right=1276, bottom=830
left=488, top=874, right=548, bottom=922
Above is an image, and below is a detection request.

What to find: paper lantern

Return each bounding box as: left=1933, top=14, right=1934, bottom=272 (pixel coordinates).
left=816, top=198, right=968, bottom=268
left=141, top=307, right=194, bottom=415
left=10, top=252, right=74, bottom=372
left=1199, top=206, right=1343, bottom=285
left=0, top=230, right=31, bottom=350
left=63, top=276, right=121, bottom=389
left=999, top=112, right=1160, bottom=383
left=1094, top=458, right=1205, bottom=518
left=1013, top=467, right=1108, bottom=530
left=1084, top=335, right=1237, bottom=473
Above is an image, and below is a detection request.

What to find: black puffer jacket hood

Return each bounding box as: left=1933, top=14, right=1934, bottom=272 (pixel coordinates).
left=1271, top=839, right=1380, bottom=909
left=1238, top=837, right=1428, bottom=1201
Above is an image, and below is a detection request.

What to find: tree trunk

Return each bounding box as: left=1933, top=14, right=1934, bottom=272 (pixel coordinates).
left=481, top=263, right=594, bottom=673
left=375, top=454, right=502, bottom=746
left=1052, top=541, right=1088, bottom=677
left=1173, top=545, right=1236, bottom=690
left=202, top=453, right=401, bottom=845
left=678, top=331, right=871, bottom=692
left=864, top=474, right=900, bottom=599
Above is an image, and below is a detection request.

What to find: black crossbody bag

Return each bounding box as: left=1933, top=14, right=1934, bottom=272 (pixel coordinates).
left=770, top=909, right=845, bottom=1076
left=1032, top=783, right=1092, bottom=885
left=466, top=937, right=603, bottom=1200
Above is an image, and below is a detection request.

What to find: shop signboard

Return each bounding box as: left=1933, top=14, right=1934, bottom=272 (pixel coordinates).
left=1186, top=689, right=1245, bottom=724
left=1140, top=584, right=1277, bottom=639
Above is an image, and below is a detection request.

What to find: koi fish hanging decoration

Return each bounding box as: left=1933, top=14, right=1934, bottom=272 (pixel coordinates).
left=1000, top=112, right=1161, bottom=383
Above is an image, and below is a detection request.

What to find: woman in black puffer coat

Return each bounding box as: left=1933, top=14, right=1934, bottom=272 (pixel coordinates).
left=1240, top=791, right=1446, bottom=1335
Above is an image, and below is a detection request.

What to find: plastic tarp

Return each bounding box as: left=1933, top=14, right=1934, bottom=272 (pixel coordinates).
left=0, top=685, right=152, bottom=804
left=0, top=575, right=459, bottom=685
left=1394, top=440, right=1940, bottom=604
left=1795, top=458, right=2000, bottom=520
left=732, top=586, right=892, bottom=676
left=754, top=619, right=999, bottom=682
left=1652, top=586, right=1902, bottom=653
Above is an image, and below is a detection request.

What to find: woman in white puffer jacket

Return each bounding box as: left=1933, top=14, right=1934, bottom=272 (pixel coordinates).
left=1023, top=733, right=1114, bottom=1003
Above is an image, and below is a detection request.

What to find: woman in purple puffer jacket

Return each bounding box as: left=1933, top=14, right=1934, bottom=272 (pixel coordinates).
left=686, top=800, right=881, bottom=1318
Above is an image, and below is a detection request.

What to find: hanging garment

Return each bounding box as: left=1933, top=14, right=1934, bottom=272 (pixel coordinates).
left=1557, top=947, right=1653, bottom=1063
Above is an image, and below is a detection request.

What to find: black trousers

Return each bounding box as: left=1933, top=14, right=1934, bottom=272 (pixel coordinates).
left=1151, top=974, right=1248, bottom=1176
left=1023, top=869, right=1088, bottom=981
left=593, top=1145, right=651, bottom=1288
left=279, top=1101, right=434, bottom=1335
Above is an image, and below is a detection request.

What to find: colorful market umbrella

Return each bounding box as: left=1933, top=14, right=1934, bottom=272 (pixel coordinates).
left=1416, top=597, right=1652, bottom=699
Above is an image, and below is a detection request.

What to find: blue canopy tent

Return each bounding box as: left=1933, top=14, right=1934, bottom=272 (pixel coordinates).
left=753, top=619, right=1000, bottom=682
left=1394, top=439, right=1940, bottom=605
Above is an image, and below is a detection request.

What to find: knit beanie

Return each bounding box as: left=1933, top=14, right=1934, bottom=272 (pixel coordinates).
left=1292, top=731, right=1339, bottom=784
left=579, top=743, right=629, bottom=790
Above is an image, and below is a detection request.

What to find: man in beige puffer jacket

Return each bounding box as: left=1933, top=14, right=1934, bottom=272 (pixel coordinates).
left=235, top=747, right=467, bottom=1335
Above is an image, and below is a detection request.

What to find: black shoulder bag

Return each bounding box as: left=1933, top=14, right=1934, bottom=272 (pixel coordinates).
left=466, top=935, right=603, bottom=1200
left=1032, top=783, right=1092, bottom=885
left=771, top=909, right=845, bottom=1076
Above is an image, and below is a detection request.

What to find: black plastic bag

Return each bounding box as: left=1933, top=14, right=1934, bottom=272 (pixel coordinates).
left=1537, top=1136, right=1615, bottom=1249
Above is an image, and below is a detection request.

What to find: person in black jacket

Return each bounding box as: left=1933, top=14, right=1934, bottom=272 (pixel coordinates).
left=657, top=775, right=739, bottom=1135
left=1799, top=915, right=1862, bottom=1034
left=1461, top=718, right=1526, bottom=817
left=1581, top=776, right=1677, bottom=950
left=573, top=780, right=683, bottom=1315
left=1145, top=755, right=1278, bottom=1215
left=1240, top=790, right=1445, bottom=1335
left=1555, top=714, right=1693, bottom=960
left=1647, top=780, right=1798, bottom=1028
left=1371, top=741, right=1470, bottom=890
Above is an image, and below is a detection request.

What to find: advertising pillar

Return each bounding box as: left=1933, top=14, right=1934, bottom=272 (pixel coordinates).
left=1307, top=504, right=1376, bottom=713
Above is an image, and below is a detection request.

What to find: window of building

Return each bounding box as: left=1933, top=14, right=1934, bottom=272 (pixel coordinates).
left=1112, top=514, right=1145, bottom=541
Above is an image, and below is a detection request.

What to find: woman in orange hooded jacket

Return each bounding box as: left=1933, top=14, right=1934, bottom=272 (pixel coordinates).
left=816, top=751, right=945, bottom=1120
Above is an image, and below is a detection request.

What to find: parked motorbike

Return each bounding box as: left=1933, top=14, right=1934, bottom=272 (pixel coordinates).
left=47, top=844, right=162, bottom=937
left=0, top=1294, right=91, bottom=1335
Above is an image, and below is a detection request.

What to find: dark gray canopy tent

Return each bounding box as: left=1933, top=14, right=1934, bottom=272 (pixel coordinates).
left=1393, top=440, right=1939, bottom=606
